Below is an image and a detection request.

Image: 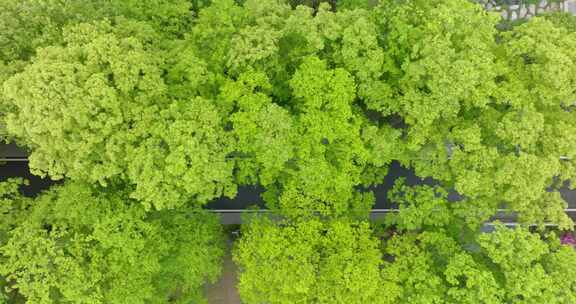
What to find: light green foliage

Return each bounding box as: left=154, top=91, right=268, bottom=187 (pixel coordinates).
left=0, top=0, right=197, bottom=165
left=382, top=231, right=502, bottom=304
left=333, top=8, right=386, bottom=104
left=184, top=0, right=249, bottom=74
left=336, top=0, right=376, bottom=10
left=125, top=97, right=236, bottom=210
left=460, top=17, right=576, bottom=228
left=1, top=0, right=398, bottom=214
left=478, top=227, right=576, bottom=303
left=151, top=208, right=226, bottom=304
left=374, top=0, right=500, bottom=146
left=382, top=227, right=576, bottom=304
left=369, top=0, right=576, bottom=228
left=3, top=20, right=165, bottom=182
left=498, top=18, right=576, bottom=109
left=234, top=215, right=383, bottom=304
left=386, top=179, right=454, bottom=230
left=0, top=178, right=30, bottom=239
left=385, top=178, right=507, bottom=232
left=287, top=0, right=377, bottom=11
left=225, top=70, right=295, bottom=186
left=1, top=1, right=575, bottom=303
left=3, top=20, right=236, bottom=209
left=266, top=56, right=373, bottom=217
left=0, top=181, right=225, bottom=304
left=1, top=0, right=573, bottom=223
left=0, top=178, right=30, bottom=303
left=0, top=0, right=84, bottom=70
left=189, top=0, right=395, bottom=216
left=0, top=0, right=88, bottom=131
left=0, top=0, right=192, bottom=81
left=104, top=0, right=194, bottom=36
left=543, top=12, right=576, bottom=32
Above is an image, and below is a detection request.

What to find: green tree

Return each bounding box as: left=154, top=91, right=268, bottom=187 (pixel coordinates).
left=0, top=178, right=32, bottom=303
left=371, top=0, right=575, bottom=228
left=260, top=56, right=376, bottom=217
left=381, top=231, right=502, bottom=304
left=0, top=0, right=194, bottom=88
left=542, top=12, right=576, bottom=32
left=2, top=20, right=236, bottom=209
left=380, top=227, right=576, bottom=304
left=0, top=0, right=198, bottom=190
left=385, top=179, right=456, bottom=231
left=478, top=226, right=576, bottom=303
left=234, top=215, right=383, bottom=304
left=0, top=181, right=225, bottom=304
left=178, top=0, right=397, bottom=217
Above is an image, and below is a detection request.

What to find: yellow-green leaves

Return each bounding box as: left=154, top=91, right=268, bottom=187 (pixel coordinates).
left=478, top=227, right=576, bottom=303
left=386, top=180, right=453, bottom=231
left=382, top=231, right=503, bottom=304
left=234, top=216, right=383, bottom=304
left=3, top=20, right=164, bottom=182
left=499, top=17, right=576, bottom=108
left=366, top=0, right=576, bottom=228
left=290, top=56, right=356, bottom=114
left=265, top=57, right=374, bottom=217
left=0, top=181, right=225, bottom=304
left=1, top=3, right=576, bottom=303
left=126, top=98, right=236, bottom=210
left=375, top=0, right=499, bottom=136
left=382, top=227, right=576, bottom=304
left=0, top=178, right=31, bottom=243
left=3, top=20, right=238, bottom=209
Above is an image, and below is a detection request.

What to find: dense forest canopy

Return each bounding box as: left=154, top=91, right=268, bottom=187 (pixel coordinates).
left=0, top=180, right=225, bottom=303
left=1, top=0, right=575, bottom=303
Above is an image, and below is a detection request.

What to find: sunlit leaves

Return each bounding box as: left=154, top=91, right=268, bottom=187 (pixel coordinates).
left=1, top=1, right=575, bottom=303
left=2, top=19, right=239, bottom=209
left=374, top=0, right=499, bottom=136
left=3, top=20, right=164, bottom=182
left=126, top=98, right=236, bottom=210
left=0, top=182, right=225, bottom=303
left=234, top=216, right=382, bottom=304
left=478, top=226, right=576, bottom=303
left=265, top=56, right=374, bottom=217
left=382, top=231, right=502, bottom=304
left=382, top=226, right=576, bottom=304
left=386, top=179, right=453, bottom=231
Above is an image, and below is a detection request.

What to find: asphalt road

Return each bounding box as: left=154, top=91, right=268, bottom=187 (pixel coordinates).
left=2, top=143, right=575, bottom=224
left=205, top=241, right=242, bottom=304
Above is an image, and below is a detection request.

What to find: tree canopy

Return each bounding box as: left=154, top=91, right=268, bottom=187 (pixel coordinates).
left=234, top=216, right=383, bottom=304
left=380, top=226, right=576, bottom=304
left=1, top=0, right=575, bottom=303
left=2, top=0, right=574, bottom=225
left=0, top=180, right=225, bottom=304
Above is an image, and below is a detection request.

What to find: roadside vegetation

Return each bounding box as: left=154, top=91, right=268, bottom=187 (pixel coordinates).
left=1, top=0, right=575, bottom=303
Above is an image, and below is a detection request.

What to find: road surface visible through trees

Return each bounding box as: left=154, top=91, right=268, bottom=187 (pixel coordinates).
left=1, top=144, right=574, bottom=225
